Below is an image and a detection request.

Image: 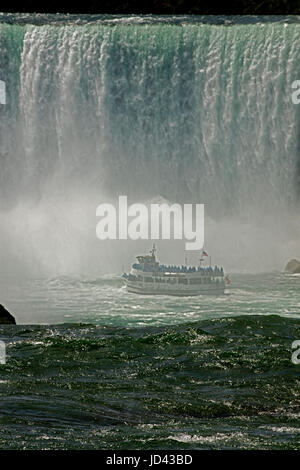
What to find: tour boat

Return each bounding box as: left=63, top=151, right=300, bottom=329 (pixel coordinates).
left=122, top=245, right=226, bottom=296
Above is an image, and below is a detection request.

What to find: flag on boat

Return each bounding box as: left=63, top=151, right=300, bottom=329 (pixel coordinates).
left=225, top=275, right=231, bottom=285
left=202, top=250, right=208, bottom=257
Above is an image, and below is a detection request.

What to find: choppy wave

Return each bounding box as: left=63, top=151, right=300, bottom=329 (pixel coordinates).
left=0, top=314, right=299, bottom=449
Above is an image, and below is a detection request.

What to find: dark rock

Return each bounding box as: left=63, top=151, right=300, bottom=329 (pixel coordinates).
left=284, top=259, right=300, bottom=274
left=0, top=304, right=16, bottom=324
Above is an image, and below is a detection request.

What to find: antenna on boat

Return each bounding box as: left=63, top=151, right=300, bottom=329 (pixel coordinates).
left=150, top=243, right=156, bottom=258
left=200, top=247, right=209, bottom=267
left=199, top=247, right=206, bottom=267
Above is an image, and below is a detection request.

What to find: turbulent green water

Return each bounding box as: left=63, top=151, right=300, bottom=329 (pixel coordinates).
left=0, top=314, right=299, bottom=450
left=0, top=274, right=300, bottom=449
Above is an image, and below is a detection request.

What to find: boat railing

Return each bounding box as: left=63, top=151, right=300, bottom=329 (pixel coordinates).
left=131, top=263, right=224, bottom=276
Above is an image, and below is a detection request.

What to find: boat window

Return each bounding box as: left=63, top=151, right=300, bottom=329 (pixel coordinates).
left=190, top=278, right=202, bottom=284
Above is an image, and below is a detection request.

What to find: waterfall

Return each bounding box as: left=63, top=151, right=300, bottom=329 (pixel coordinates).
left=0, top=17, right=299, bottom=275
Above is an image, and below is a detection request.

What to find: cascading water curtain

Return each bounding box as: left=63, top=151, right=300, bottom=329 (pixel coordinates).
left=0, top=19, right=299, bottom=274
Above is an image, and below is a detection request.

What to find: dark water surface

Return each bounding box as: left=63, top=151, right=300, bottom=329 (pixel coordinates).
left=0, top=313, right=299, bottom=449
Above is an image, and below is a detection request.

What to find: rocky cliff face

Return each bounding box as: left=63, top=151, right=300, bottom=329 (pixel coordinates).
left=0, top=305, right=16, bottom=324
left=284, top=259, right=300, bottom=274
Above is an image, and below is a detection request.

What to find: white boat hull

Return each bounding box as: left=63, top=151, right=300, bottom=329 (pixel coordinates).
left=124, top=280, right=225, bottom=296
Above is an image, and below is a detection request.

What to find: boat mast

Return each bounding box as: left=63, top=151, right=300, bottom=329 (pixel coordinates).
left=150, top=243, right=156, bottom=259
left=199, top=247, right=205, bottom=267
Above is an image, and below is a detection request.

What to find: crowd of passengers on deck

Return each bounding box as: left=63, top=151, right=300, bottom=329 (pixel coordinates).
left=131, top=263, right=224, bottom=275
